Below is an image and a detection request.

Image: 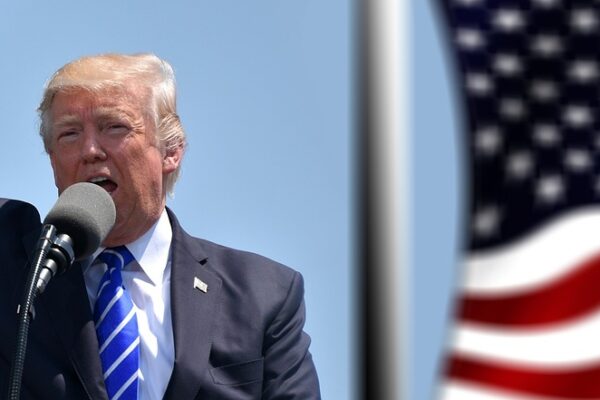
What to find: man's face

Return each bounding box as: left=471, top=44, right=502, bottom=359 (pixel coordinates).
left=47, top=86, right=181, bottom=247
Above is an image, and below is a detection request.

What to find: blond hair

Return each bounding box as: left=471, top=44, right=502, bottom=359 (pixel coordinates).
left=38, top=53, right=186, bottom=194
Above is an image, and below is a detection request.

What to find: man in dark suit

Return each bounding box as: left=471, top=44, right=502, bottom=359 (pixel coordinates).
left=0, top=53, right=320, bottom=399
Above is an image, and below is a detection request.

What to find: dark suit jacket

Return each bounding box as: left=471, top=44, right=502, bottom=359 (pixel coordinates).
left=0, top=199, right=320, bottom=399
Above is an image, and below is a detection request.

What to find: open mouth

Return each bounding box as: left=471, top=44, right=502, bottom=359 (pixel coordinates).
left=88, top=177, right=118, bottom=194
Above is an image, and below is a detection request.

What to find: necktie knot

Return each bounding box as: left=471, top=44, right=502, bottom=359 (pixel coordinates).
left=99, top=246, right=135, bottom=271
left=97, top=246, right=134, bottom=288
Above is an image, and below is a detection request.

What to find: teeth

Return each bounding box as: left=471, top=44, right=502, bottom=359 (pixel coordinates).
left=89, top=177, right=108, bottom=183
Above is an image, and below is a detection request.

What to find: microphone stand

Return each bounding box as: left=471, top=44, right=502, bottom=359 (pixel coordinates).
left=7, top=225, right=74, bottom=400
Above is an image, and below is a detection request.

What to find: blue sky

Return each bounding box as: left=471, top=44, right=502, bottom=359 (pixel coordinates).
left=413, top=1, right=465, bottom=399
left=1, top=1, right=351, bottom=399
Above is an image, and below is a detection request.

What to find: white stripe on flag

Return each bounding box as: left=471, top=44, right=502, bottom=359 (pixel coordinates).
left=464, top=208, right=600, bottom=294
left=454, top=303, right=600, bottom=365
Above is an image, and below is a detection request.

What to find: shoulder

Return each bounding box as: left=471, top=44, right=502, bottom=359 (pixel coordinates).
left=167, top=209, right=302, bottom=294
left=0, top=199, right=41, bottom=253
left=0, top=199, right=40, bottom=293
left=0, top=199, right=40, bottom=233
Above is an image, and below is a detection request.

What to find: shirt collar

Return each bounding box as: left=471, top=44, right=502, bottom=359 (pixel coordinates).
left=88, top=208, right=172, bottom=286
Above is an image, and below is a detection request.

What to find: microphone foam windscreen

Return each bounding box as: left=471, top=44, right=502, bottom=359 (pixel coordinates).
left=44, top=182, right=116, bottom=260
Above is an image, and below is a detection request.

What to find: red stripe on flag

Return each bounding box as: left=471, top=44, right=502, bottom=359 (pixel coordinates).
left=459, top=252, right=600, bottom=327
left=448, top=354, right=600, bottom=398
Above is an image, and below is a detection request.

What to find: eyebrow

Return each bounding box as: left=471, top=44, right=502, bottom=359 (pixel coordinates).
left=51, top=106, right=137, bottom=129
left=52, top=114, right=82, bottom=129
left=94, top=106, right=137, bottom=121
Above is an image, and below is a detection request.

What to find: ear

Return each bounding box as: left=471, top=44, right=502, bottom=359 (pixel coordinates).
left=162, top=145, right=183, bottom=174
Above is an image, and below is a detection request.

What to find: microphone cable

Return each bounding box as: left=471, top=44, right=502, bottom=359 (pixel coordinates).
left=7, top=225, right=56, bottom=400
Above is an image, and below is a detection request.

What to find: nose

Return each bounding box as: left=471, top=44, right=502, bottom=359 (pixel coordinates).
left=81, top=130, right=107, bottom=163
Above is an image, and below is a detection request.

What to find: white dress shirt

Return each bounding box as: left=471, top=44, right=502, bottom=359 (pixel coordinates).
left=83, top=209, right=175, bottom=400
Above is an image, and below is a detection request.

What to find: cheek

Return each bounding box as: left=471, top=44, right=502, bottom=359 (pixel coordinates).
left=136, top=148, right=164, bottom=176
left=49, top=153, right=76, bottom=188
left=119, top=149, right=162, bottom=192
left=49, top=155, right=63, bottom=180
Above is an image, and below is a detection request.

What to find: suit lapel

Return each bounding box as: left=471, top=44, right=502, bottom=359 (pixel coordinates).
left=41, top=262, right=108, bottom=400
left=164, top=211, right=222, bottom=400
left=23, top=207, right=222, bottom=400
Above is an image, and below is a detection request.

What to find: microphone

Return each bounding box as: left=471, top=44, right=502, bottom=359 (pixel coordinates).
left=36, top=182, right=116, bottom=293
left=8, top=183, right=115, bottom=400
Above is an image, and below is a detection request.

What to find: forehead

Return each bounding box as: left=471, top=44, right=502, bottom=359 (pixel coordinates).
left=49, top=86, right=148, bottom=123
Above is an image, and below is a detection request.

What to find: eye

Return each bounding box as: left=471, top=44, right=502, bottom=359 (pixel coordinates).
left=56, top=130, right=79, bottom=142
left=105, top=123, right=130, bottom=135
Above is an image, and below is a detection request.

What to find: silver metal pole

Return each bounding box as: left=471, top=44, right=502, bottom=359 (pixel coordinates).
left=357, top=0, right=406, bottom=398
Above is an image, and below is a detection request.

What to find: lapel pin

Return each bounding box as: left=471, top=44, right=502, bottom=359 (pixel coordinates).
left=194, top=276, right=208, bottom=293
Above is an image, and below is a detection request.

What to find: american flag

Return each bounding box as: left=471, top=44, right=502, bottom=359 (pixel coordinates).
left=438, top=0, right=600, bottom=398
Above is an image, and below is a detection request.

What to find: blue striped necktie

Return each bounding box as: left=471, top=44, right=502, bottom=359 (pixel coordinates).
left=94, top=246, right=140, bottom=400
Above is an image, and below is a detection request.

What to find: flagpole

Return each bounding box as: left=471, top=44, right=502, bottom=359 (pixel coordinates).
left=357, top=0, right=406, bottom=398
